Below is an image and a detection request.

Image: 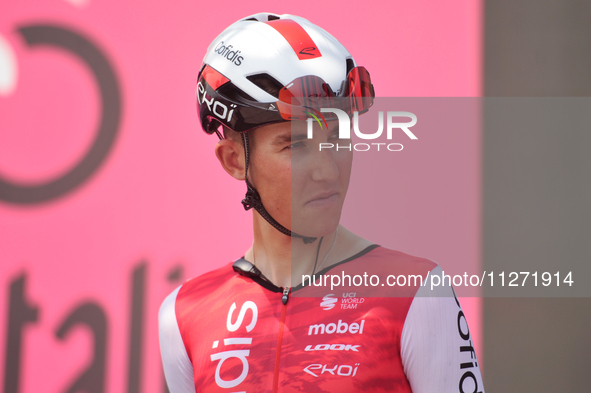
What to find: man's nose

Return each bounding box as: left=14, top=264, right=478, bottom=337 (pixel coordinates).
left=310, top=148, right=339, bottom=182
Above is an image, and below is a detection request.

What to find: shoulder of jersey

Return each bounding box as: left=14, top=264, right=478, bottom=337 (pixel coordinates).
left=178, top=261, right=238, bottom=297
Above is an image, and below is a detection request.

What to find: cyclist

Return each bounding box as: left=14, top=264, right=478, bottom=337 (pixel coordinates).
left=159, top=12, right=484, bottom=392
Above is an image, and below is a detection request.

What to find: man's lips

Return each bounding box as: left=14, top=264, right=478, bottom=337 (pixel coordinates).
left=305, top=191, right=339, bottom=208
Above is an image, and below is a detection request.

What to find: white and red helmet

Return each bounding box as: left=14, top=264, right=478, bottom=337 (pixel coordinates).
left=197, top=13, right=374, bottom=242
left=196, top=12, right=374, bottom=135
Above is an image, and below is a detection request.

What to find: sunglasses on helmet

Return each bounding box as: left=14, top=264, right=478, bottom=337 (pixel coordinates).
left=198, top=65, right=374, bottom=133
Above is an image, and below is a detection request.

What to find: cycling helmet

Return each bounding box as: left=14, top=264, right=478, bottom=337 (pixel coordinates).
left=196, top=12, right=375, bottom=242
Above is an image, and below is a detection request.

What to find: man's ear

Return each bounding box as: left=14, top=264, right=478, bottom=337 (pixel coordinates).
left=215, top=139, right=246, bottom=180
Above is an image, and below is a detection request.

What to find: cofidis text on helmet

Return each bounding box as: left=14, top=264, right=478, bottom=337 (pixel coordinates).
left=307, top=108, right=417, bottom=152
left=214, top=41, right=244, bottom=66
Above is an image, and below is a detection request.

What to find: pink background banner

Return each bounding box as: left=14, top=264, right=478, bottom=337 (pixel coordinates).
left=0, top=1, right=481, bottom=391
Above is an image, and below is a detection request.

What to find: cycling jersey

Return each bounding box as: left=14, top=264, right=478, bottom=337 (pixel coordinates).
left=159, top=245, right=484, bottom=392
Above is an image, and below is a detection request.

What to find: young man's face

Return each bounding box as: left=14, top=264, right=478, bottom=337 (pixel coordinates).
left=248, top=119, right=352, bottom=238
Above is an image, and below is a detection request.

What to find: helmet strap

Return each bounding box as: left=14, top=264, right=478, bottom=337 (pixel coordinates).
left=240, top=132, right=317, bottom=244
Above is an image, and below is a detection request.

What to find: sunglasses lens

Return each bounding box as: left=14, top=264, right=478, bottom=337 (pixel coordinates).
left=346, top=66, right=374, bottom=112
left=277, top=75, right=336, bottom=120
left=275, top=67, right=374, bottom=120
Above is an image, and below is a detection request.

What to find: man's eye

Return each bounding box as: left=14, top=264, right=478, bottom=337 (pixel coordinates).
left=288, top=142, right=305, bottom=149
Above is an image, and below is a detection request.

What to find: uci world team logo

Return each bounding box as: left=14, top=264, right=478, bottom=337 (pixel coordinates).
left=320, top=294, right=337, bottom=310
left=306, top=108, right=417, bottom=152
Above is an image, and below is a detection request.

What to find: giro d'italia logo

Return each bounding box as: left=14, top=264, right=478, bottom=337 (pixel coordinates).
left=0, top=24, right=121, bottom=204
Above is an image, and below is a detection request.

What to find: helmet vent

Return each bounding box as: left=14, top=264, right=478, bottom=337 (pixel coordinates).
left=217, top=82, right=256, bottom=103
left=267, top=14, right=280, bottom=21
left=346, top=58, right=355, bottom=75
left=246, top=73, right=284, bottom=98
left=244, top=18, right=258, bottom=22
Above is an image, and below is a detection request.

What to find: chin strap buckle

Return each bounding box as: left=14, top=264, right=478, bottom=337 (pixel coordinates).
left=241, top=187, right=262, bottom=211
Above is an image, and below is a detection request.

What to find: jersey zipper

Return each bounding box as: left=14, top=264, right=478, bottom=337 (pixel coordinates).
left=273, top=286, right=290, bottom=393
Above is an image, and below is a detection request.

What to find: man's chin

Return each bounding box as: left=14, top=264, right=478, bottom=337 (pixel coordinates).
left=290, top=219, right=340, bottom=241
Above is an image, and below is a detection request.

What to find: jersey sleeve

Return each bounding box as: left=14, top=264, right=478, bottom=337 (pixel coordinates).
left=400, top=266, right=485, bottom=393
left=159, top=286, right=196, bottom=393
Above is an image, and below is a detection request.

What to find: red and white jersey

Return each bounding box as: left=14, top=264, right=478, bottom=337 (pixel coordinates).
left=159, top=245, right=484, bottom=392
